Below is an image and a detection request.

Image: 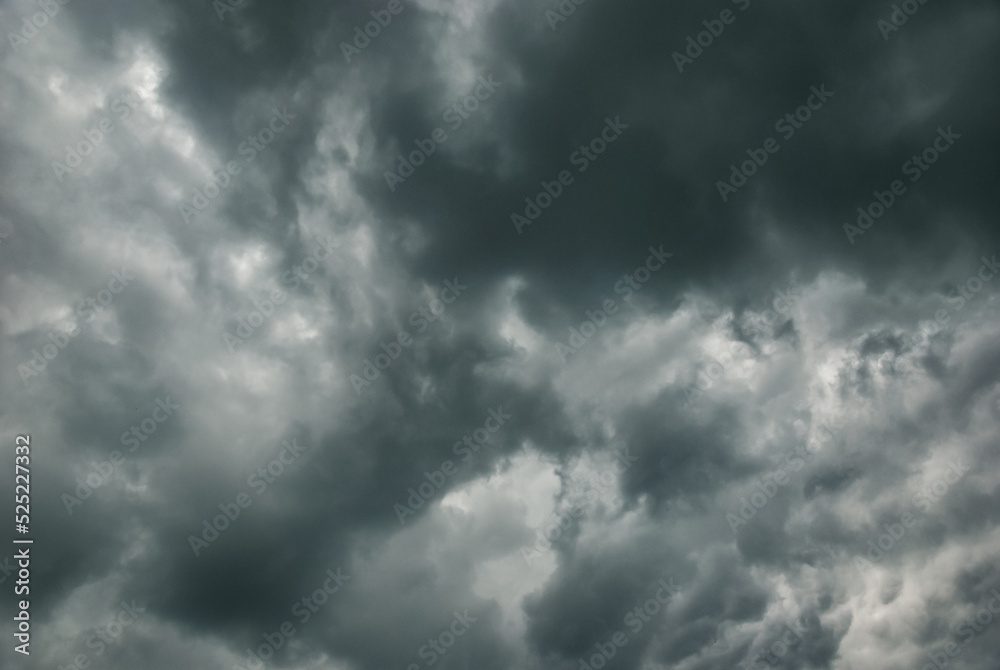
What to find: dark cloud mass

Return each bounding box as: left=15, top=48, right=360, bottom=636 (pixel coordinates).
left=1, top=0, right=999, bottom=668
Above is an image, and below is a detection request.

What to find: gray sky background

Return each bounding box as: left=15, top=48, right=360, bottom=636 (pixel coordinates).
left=1, top=0, right=999, bottom=669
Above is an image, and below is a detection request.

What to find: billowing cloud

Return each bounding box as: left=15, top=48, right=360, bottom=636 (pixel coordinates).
left=2, top=0, right=1000, bottom=669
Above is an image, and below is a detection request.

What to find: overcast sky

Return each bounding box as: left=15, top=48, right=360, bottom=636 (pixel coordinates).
left=2, top=0, right=1000, bottom=669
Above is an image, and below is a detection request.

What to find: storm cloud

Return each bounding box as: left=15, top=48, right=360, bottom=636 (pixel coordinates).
left=1, top=0, right=999, bottom=669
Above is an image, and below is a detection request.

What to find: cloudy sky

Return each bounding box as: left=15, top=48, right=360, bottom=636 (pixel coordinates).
left=2, top=0, right=1000, bottom=669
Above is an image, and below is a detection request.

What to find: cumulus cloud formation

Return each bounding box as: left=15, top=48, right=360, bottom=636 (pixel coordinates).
left=1, top=0, right=999, bottom=669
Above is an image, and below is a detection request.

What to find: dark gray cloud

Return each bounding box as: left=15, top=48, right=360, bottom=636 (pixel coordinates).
left=1, top=0, right=1000, bottom=669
